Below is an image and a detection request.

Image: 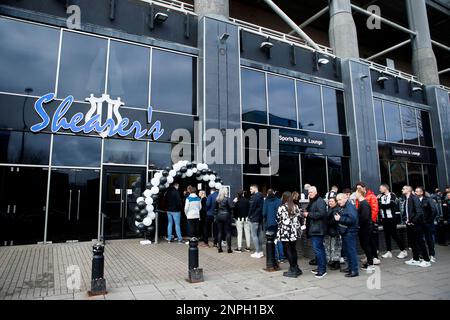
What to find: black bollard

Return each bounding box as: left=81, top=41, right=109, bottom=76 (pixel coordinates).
left=187, top=237, right=204, bottom=283
left=264, top=231, right=279, bottom=272
left=88, top=243, right=107, bottom=296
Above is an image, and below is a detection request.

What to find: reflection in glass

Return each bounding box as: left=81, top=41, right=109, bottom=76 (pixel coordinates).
left=401, top=106, right=419, bottom=145
left=390, top=161, right=407, bottom=195
left=267, top=75, right=297, bottom=128
left=297, top=82, right=323, bottom=132
left=423, top=165, right=438, bottom=192
left=301, top=154, right=327, bottom=197
left=0, top=131, right=50, bottom=165
left=323, top=88, right=346, bottom=134
left=0, top=18, right=59, bottom=96
left=384, top=102, right=403, bottom=143
left=418, top=111, right=433, bottom=147
left=52, top=135, right=101, bottom=167
left=103, top=139, right=146, bottom=165
left=379, top=160, right=390, bottom=186
left=408, top=163, right=423, bottom=189
left=108, top=41, right=150, bottom=108
left=328, top=156, right=351, bottom=191
left=241, top=68, right=267, bottom=124
left=57, top=31, right=107, bottom=101
left=374, top=99, right=386, bottom=141
left=151, top=49, right=195, bottom=114
left=148, top=142, right=172, bottom=169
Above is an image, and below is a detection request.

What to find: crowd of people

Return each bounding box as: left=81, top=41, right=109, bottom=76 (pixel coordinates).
left=161, top=181, right=450, bottom=279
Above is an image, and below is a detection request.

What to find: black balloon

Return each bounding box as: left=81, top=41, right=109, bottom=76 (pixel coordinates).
left=146, top=182, right=152, bottom=189
left=160, top=176, right=167, bottom=184
left=139, top=209, right=148, bottom=217
left=176, top=171, right=182, bottom=177
left=135, top=215, right=144, bottom=222
left=137, top=223, right=146, bottom=232
left=201, top=169, right=207, bottom=175
left=151, top=194, right=159, bottom=201
left=207, top=169, right=213, bottom=174
left=212, top=170, right=217, bottom=175
left=162, top=170, right=169, bottom=177
left=158, top=184, right=166, bottom=192
left=180, top=166, right=187, bottom=173
left=165, top=166, right=171, bottom=171
left=133, top=205, right=140, bottom=213
left=186, top=162, right=192, bottom=169
left=137, top=201, right=146, bottom=209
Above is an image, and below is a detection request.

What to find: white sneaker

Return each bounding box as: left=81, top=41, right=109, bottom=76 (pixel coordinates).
left=185, top=241, right=190, bottom=245
left=397, top=250, right=408, bottom=259
left=382, top=251, right=392, bottom=258
left=258, top=251, right=264, bottom=258
left=373, top=258, right=381, bottom=265
left=418, top=260, right=431, bottom=268
left=251, top=252, right=262, bottom=258
left=430, top=256, right=436, bottom=263
left=405, top=258, right=421, bottom=266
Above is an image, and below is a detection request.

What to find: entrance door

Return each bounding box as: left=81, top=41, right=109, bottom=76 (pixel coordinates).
left=0, top=166, right=47, bottom=245
left=102, top=166, right=145, bottom=240
left=47, top=168, right=100, bottom=243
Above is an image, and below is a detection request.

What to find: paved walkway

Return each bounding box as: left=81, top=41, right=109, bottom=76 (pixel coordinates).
left=0, top=239, right=449, bottom=300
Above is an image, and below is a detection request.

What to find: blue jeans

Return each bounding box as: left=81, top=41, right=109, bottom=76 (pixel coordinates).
left=250, top=222, right=262, bottom=253
left=342, top=232, right=358, bottom=274
left=311, top=236, right=327, bottom=273
left=267, top=225, right=285, bottom=260
left=167, top=211, right=182, bottom=241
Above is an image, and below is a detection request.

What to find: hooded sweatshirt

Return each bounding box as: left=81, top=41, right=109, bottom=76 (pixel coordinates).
left=263, top=194, right=282, bottom=228
left=184, top=193, right=201, bottom=219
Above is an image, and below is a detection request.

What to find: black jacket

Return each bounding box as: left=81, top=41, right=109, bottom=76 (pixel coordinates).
left=402, top=194, right=424, bottom=225
left=358, top=200, right=372, bottom=229
left=215, top=197, right=234, bottom=222
left=164, top=186, right=182, bottom=212
left=248, top=192, right=264, bottom=223
left=306, top=195, right=327, bottom=237
left=234, top=197, right=250, bottom=219
left=326, top=205, right=340, bottom=237
left=200, top=197, right=207, bottom=218
left=418, top=196, right=437, bottom=224
left=378, top=192, right=398, bottom=220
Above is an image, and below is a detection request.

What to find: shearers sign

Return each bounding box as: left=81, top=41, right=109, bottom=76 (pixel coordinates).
left=30, top=92, right=164, bottom=140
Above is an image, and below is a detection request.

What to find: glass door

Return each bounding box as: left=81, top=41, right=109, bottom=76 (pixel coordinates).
left=102, top=166, right=145, bottom=240
left=0, top=166, right=47, bottom=245
left=47, top=168, right=100, bottom=243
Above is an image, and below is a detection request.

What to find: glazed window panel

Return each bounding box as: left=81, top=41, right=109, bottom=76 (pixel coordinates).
left=383, top=102, right=403, bottom=143
left=103, top=139, right=147, bottom=165
left=407, top=163, right=423, bottom=189
left=0, top=18, right=59, bottom=96
left=328, top=156, right=351, bottom=191
left=0, top=130, right=51, bottom=165
left=52, top=135, right=101, bottom=167
left=301, top=154, right=327, bottom=197
left=379, top=160, right=390, bottom=187
left=400, top=106, right=419, bottom=145
left=108, top=41, right=150, bottom=109
left=148, top=142, right=172, bottom=170
left=297, top=81, right=323, bottom=132
left=423, top=164, right=438, bottom=192
left=241, top=68, right=267, bottom=124
left=417, top=111, right=433, bottom=147
left=151, top=49, right=196, bottom=115
left=374, top=99, right=386, bottom=141
left=57, top=31, right=108, bottom=101
left=390, top=161, right=407, bottom=196
left=323, top=88, right=346, bottom=135
left=267, top=75, right=297, bottom=128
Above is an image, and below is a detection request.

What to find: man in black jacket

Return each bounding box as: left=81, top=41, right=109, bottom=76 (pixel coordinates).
left=164, top=183, right=183, bottom=243
left=304, top=186, right=328, bottom=279
left=415, top=187, right=437, bottom=262
left=248, top=184, right=264, bottom=258
left=402, top=186, right=431, bottom=267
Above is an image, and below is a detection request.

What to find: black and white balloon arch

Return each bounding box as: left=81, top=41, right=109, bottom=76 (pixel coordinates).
left=133, top=160, right=223, bottom=234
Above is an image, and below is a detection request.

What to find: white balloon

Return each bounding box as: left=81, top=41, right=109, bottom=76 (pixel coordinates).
left=173, top=163, right=180, bottom=171
left=135, top=221, right=140, bottom=227
left=208, top=180, right=215, bottom=188
left=167, top=176, right=174, bottom=184
left=143, top=190, right=152, bottom=198
left=215, top=183, right=222, bottom=189
left=146, top=204, right=154, bottom=212
left=149, top=212, right=156, bottom=220
left=143, top=217, right=152, bottom=226
left=154, top=172, right=162, bottom=179
left=145, top=197, right=153, bottom=205
left=136, top=197, right=145, bottom=203
left=209, top=174, right=216, bottom=181
left=196, top=163, right=204, bottom=170
left=165, top=182, right=170, bottom=188
left=182, top=173, right=186, bottom=179
left=151, top=186, right=159, bottom=194
left=151, top=178, right=159, bottom=186
left=186, top=169, right=193, bottom=177
left=202, top=175, right=209, bottom=182
left=169, top=170, right=176, bottom=177
left=192, top=168, right=198, bottom=174
left=196, top=176, right=202, bottom=181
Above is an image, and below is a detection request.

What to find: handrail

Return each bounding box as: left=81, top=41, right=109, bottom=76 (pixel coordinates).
left=138, top=0, right=196, bottom=15
left=360, top=58, right=420, bottom=83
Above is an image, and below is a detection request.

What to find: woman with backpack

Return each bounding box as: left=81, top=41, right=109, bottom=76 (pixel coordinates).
left=277, top=191, right=302, bottom=278
left=214, top=187, right=234, bottom=253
